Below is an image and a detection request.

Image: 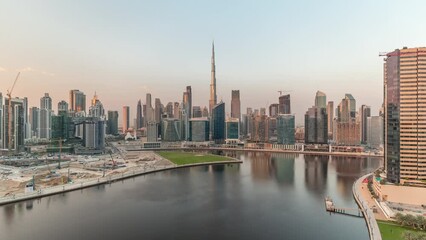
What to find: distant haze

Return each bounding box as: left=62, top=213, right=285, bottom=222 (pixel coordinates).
left=1, top=0, right=425, bottom=125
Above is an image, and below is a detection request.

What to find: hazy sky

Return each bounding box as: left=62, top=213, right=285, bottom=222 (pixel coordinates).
left=1, top=0, right=425, bottom=125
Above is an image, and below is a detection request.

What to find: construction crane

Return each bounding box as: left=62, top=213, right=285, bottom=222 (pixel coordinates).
left=6, top=72, right=20, bottom=153
left=277, top=90, right=292, bottom=96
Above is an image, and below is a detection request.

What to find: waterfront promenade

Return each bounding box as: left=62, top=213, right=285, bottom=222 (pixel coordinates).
left=353, top=172, right=382, bottom=240
left=0, top=159, right=242, bottom=206
left=129, top=146, right=384, bottom=158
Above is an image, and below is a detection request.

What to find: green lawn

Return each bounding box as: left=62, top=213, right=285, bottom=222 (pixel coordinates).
left=378, top=220, right=424, bottom=240
left=156, top=151, right=232, bottom=165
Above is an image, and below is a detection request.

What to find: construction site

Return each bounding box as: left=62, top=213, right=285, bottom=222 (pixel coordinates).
left=0, top=143, right=173, bottom=198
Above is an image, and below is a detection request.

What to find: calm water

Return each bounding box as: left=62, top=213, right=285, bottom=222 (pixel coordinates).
left=0, top=152, right=381, bottom=240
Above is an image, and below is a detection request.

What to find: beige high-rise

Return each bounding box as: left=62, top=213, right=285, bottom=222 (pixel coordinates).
left=385, top=47, right=426, bottom=183
left=399, top=47, right=426, bottom=182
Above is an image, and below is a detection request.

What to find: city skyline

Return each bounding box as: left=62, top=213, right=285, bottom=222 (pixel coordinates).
left=1, top=1, right=426, bottom=124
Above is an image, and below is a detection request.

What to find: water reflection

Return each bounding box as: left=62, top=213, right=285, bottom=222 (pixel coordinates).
left=0, top=153, right=382, bottom=240
left=270, top=154, right=295, bottom=186
left=304, top=155, right=328, bottom=196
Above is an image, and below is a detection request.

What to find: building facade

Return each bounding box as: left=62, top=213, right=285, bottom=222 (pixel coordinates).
left=384, top=47, right=426, bottom=183
left=277, top=114, right=295, bottom=145
left=305, top=106, right=328, bottom=144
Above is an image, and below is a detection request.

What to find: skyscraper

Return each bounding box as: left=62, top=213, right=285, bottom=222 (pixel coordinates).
left=165, top=102, right=174, bottom=118
left=107, top=111, right=119, bottom=135
left=231, top=90, right=241, bottom=120
left=345, top=93, right=356, bottom=118
left=122, top=106, right=129, bottom=133
left=190, top=118, right=209, bottom=142
left=154, top=98, right=162, bottom=124
left=136, top=100, right=143, bottom=129
left=88, top=93, right=105, bottom=118
left=278, top=94, right=291, bottom=114
left=161, top=118, right=181, bottom=142
left=2, top=98, right=25, bottom=152
left=209, top=42, right=217, bottom=115
left=182, top=87, right=192, bottom=140
left=315, top=91, right=327, bottom=109
left=326, top=101, right=334, bottom=139
left=360, top=105, right=371, bottom=144
left=212, top=102, right=225, bottom=143
left=335, top=95, right=359, bottom=146
left=39, top=93, right=52, bottom=139
left=186, top=86, right=192, bottom=119
left=29, top=107, right=39, bottom=138
left=58, top=100, right=68, bottom=116
left=367, top=116, right=383, bottom=148
left=384, top=47, right=426, bottom=183
left=174, top=102, right=180, bottom=119
left=192, top=106, right=202, bottom=118
left=277, top=114, right=295, bottom=145
left=305, top=106, right=328, bottom=144
left=269, top=103, right=279, bottom=117
left=69, top=89, right=86, bottom=113
left=225, top=118, right=239, bottom=140
left=145, top=93, right=154, bottom=123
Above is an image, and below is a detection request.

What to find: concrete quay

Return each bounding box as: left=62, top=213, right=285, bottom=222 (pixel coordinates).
left=0, top=160, right=242, bottom=206
left=353, top=171, right=382, bottom=240
left=130, top=147, right=384, bottom=158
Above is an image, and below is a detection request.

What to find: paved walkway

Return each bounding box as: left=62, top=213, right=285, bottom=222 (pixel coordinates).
left=359, top=182, right=388, bottom=220
left=353, top=172, right=382, bottom=240
left=0, top=160, right=242, bottom=206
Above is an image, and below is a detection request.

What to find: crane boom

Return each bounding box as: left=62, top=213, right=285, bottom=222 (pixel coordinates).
left=7, top=72, right=20, bottom=96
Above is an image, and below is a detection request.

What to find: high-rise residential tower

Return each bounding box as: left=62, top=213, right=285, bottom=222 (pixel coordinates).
left=69, top=89, right=86, bottom=113
left=136, top=100, right=143, bottom=129
left=209, top=42, right=217, bottom=115
left=58, top=100, right=68, bottom=116
left=39, top=93, right=52, bottom=139
left=360, top=105, right=371, bottom=144
left=384, top=47, right=426, bottom=183
left=305, top=106, right=328, bottom=144
left=269, top=103, right=279, bottom=117
left=231, top=90, right=241, bottom=120
left=315, top=91, right=327, bottom=109
left=122, top=106, right=130, bottom=133
left=279, top=94, right=291, bottom=114
left=326, top=101, right=334, bottom=139
left=145, top=93, right=155, bottom=124
left=107, top=111, right=119, bottom=135
left=212, top=102, right=225, bottom=143
left=88, top=93, right=105, bottom=118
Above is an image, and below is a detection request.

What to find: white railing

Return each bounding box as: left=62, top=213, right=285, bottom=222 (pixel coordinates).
left=353, top=172, right=382, bottom=240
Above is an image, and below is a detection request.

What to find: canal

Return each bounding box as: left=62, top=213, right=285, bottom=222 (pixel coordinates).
left=0, top=152, right=381, bottom=240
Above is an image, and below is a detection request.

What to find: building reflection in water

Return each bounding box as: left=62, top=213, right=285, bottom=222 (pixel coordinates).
left=270, top=153, right=295, bottom=186
left=249, top=152, right=295, bottom=186
left=331, top=156, right=380, bottom=200
left=304, top=155, right=328, bottom=196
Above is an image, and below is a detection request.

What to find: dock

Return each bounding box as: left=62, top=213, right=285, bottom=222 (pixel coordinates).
left=324, top=197, right=363, bottom=218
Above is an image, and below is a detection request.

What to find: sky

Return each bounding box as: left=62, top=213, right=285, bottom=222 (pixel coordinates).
left=1, top=0, right=426, bottom=125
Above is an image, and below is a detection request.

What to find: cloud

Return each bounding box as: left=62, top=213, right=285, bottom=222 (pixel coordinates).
left=17, top=67, right=55, bottom=77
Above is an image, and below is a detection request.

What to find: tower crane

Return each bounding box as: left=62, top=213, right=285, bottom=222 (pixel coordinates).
left=6, top=72, right=20, bottom=153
